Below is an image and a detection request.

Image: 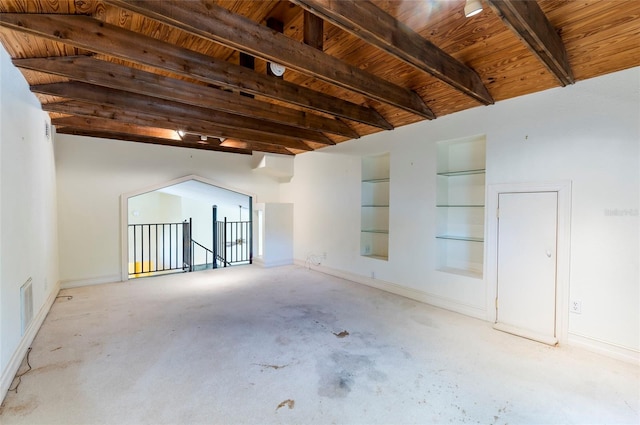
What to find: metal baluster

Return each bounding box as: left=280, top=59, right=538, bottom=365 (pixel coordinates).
left=224, top=217, right=228, bottom=267
left=249, top=197, right=253, bottom=264
left=133, top=225, right=137, bottom=276
left=155, top=224, right=158, bottom=273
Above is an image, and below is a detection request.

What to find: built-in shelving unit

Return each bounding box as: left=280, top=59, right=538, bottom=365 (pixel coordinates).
left=361, top=153, right=390, bottom=260
left=436, top=136, right=486, bottom=277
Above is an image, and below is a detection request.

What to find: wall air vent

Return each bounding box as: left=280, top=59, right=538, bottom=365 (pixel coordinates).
left=20, top=278, right=34, bottom=335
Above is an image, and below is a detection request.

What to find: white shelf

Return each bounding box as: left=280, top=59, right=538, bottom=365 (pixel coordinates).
left=437, top=169, right=485, bottom=177
left=362, top=254, right=389, bottom=261
left=362, top=178, right=390, bottom=183
left=436, top=235, right=484, bottom=242
left=361, top=153, right=389, bottom=261
left=437, top=266, right=483, bottom=279
left=436, top=136, right=486, bottom=276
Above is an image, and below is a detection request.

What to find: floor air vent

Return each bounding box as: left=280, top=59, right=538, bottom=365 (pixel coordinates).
left=20, top=278, right=34, bottom=335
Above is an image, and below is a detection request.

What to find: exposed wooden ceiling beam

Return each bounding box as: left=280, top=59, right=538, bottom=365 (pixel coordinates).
left=219, top=139, right=295, bottom=156
left=13, top=56, right=358, bottom=139
left=53, top=122, right=253, bottom=155
left=304, top=10, right=324, bottom=51
left=53, top=116, right=181, bottom=140
left=43, top=100, right=314, bottom=151
left=292, top=0, right=493, bottom=106
left=0, top=13, right=393, bottom=130
left=265, top=18, right=284, bottom=79
left=487, top=0, right=574, bottom=86
left=53, top=116, right=293, bottom=155
left=104, top=0, right=434, bottom=119
left=169, top=133, right=294, bottom=155
left=31, top=81, right=329, bottom=147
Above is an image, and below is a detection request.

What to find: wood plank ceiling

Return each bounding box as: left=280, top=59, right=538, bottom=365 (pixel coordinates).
left=0, top=1, right=638, bottom=156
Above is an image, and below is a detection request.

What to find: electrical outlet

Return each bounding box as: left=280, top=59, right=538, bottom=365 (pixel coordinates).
left=322, top=252, right=327, bottom=260
left=570, top=299, right=582, bottom=314
left=371, top=271, right=375, bottom=279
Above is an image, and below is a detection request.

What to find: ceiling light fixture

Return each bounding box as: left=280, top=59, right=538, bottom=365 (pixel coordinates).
left=464, top=0, right=483, bottom=17
left=200, top=135, right=207, bottom=141
left=269, top=62, right=286, bottom=77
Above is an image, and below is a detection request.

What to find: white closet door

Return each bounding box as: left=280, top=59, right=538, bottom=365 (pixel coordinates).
left=495, top=191, right=558, bottom=345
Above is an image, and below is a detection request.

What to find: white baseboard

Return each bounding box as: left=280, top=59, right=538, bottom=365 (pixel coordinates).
left=294, top=261, right=640, bottom=364
left=494, top=322, right=558, bottom=346
left=260, top=258, right=293, bottom=268
left=1, top=280, right=61, bottom=404
left=568, top=332, right=640, bottom=365
left=60, top=274, right=121, bottom=289
left=294, top=260, right=486, bottom=320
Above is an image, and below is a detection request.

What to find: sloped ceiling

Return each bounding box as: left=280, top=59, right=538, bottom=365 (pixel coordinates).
left=0, top=0, right=638, bottom=155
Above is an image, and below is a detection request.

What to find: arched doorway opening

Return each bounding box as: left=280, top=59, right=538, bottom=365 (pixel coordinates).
left=120, top=175, right=253, bottom=280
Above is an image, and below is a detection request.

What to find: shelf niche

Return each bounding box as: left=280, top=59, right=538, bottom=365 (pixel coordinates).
left=361, top=153, right=390, bottom=260
left=436, top=135, right=486, bottom=277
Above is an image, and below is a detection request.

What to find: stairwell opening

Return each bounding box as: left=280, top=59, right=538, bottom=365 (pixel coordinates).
left=122, top=176, right=254, bottom=280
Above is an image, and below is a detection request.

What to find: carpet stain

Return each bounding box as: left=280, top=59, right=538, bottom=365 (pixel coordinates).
left=317, top=351, right=387, bottom=398
left=32, top=359, right=82, bottom=374
left=275, top=335, right=291, bottom=346
left=0, top=396, right=38, bottom=417
left=255, top=363, right=288, bottom=371
left=333, top=330, right=349, bottom=338
left=281, top=304, right=337, bottom=331
left=276, top=399, right=295, bottom=410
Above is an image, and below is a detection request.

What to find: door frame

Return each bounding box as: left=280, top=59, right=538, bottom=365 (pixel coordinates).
left=486, top=181, right=572, bottom=344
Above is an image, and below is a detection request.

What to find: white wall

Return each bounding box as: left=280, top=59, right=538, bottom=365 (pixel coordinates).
left=0, top=46, right=60, bottom=399
left=128, top=191, right=182, bottom=225
left=55, top=135, right=283, bottom=287
left=281, top=67, right=640, bottom=360
left=257, top=203, right=294, bottom=268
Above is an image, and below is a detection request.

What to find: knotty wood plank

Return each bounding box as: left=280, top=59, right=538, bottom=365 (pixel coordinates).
left=104, top=0, right=433, bottom=119
left=0, top=13, right=393, bottom=130
left=539, top=0, right=627, bottom=28
left=14, top=55, right=359, bottom=139
left=293, top=0, right=493, bottom=105
left=487, top=0, right=574, bottom=86
left=567, top=30, right=640, bottom=80
left=43, top=100, right=314, bottom=151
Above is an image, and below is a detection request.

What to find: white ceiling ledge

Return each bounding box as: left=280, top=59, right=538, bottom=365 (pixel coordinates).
left=252, top=152, right=294, bottom=183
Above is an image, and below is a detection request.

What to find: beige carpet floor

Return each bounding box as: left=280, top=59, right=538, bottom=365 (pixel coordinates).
left=1, top=265, right=638, bottom=424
